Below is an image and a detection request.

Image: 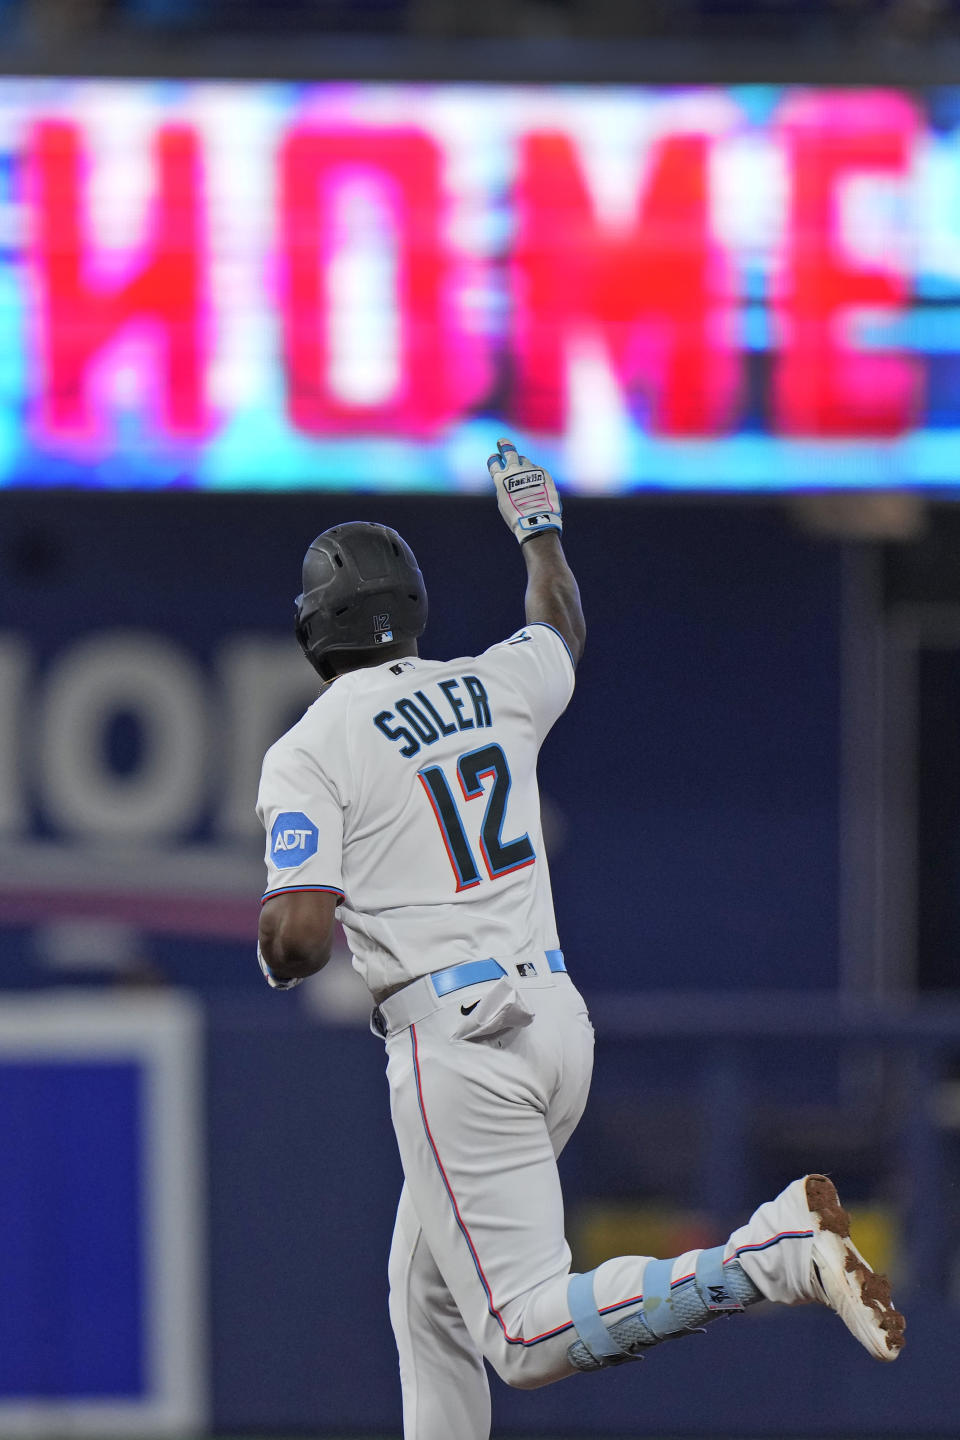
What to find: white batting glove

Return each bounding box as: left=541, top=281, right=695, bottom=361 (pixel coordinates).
left=257, top=944, right=303, bottom=991
left=487, top=438, right=563, bottom=545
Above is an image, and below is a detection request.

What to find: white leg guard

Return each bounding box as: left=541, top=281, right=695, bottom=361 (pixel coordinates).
left=566, top=1246, right=762, bottom=1372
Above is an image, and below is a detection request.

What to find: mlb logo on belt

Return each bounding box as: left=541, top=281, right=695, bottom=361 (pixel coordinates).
left=270, top=811, right=319, bottom=868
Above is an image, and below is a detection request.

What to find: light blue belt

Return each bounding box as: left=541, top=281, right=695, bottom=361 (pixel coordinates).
left=430, top=949, right=566, bottom=997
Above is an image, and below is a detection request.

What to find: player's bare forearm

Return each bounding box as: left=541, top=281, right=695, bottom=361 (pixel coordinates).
left=258, top=890, right=336, bottom=981
left=522, top=531, right=585, bottom=665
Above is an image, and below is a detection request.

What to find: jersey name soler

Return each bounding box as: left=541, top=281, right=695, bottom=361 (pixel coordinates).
left=372, top=673, right=492, bottom=758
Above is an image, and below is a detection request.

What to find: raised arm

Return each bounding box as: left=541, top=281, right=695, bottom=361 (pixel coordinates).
left=522, top=531, right=585, bottom=665
left=488, top=437, right=585, bottom=666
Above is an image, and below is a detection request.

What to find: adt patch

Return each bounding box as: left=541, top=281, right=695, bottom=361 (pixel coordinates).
left=270, top=811, right=319, bottom=869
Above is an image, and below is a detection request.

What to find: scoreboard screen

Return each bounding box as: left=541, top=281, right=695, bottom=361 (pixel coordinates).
left=2, top=80, right=960, bottom=492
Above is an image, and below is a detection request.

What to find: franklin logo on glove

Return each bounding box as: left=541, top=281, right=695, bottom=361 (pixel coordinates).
left=505, top=471, right=545, bottom=491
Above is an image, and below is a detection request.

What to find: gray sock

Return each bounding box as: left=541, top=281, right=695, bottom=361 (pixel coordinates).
left=567, top=1259, right=762, bottom=1372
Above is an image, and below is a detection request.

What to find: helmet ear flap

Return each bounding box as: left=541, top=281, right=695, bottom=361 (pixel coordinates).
left=293, top=594, right=309, bottom=655
left=293, top=594, right=318, bottom=675
left=294, top=603, right=329, bottom=678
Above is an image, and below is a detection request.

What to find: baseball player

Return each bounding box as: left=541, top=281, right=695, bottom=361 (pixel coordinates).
left=256, top=440, right=904, bottom=1439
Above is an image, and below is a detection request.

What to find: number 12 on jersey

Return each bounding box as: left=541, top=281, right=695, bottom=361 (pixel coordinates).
left=418, top=743, right=536, bottom=891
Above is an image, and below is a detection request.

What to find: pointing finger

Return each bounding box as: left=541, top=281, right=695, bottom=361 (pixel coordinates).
left=488, top=438, right=521, bottom=477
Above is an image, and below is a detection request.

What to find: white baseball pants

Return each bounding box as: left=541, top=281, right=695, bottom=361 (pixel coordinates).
left=381, top=969, right=816, bottom=1440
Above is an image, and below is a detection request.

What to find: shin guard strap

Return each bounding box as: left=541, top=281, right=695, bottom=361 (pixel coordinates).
left=694, top=1244, right=744, bottom=1312
left=566, top=1270, right=625, bottom=1362
left=641, top=1257, right=684, bottom=1339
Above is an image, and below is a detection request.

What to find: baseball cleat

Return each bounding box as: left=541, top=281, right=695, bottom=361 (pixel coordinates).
left=804, top=1174, right=905, bottom=1361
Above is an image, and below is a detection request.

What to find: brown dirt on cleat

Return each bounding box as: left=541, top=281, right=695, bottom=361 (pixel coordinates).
left=807, top=1174, right=906, bottom=1357
left=805, top=1174, right=851, bottom=1238
left=845, top=1254, right=907, bottom=1355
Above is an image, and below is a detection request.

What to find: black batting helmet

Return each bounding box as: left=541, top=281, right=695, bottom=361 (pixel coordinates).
left=294, top=522, right=428, bottom=679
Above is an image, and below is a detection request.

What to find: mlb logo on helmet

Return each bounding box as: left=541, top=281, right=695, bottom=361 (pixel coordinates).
left=270, top=811, right=319, bottom=869
left=373, top=611, right=393, bottom=644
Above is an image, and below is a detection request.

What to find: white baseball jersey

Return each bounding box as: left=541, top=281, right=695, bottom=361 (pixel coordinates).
left=256, top=622, right=575, bottom=998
